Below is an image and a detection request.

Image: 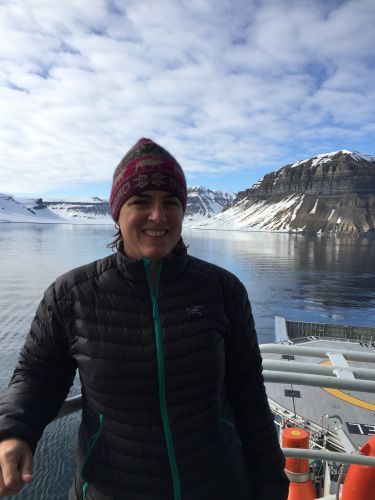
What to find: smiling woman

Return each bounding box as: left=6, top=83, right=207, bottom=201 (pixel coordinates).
left=0, top=138, right=289, bottom=500
left=109, top=138, right=188, bottom=288
left=118, top=191, right=184, bottom=278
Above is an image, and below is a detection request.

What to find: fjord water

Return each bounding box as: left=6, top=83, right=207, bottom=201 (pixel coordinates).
left=0, top=224, right=374, bottom=499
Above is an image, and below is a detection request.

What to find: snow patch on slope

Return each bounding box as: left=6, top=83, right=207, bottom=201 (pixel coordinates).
left=0, top=194, right=64, bottom=223
left=309, top=198, right=318, bottom=214
left=193, top=193, right=305, bottom=232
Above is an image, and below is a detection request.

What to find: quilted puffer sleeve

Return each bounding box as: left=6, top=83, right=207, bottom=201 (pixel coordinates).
left=0, top=283, right=77, bottom=453
left=224, top=278, right=289, bottom=499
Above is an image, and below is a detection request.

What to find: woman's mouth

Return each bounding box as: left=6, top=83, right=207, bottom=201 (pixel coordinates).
left=143, top=230, right=168, bottom=237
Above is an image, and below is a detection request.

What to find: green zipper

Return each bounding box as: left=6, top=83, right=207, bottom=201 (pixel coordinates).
left=80, top=413, right=104, bottom=499
left=143, top=259, right=181, bottom=500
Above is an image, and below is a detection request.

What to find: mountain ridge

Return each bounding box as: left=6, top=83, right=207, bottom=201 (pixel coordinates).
left=0, top=187, right=235, bottom=224
left=196, top=150, right=375, bottom=235
left=2, top=150, right=374, bottom=234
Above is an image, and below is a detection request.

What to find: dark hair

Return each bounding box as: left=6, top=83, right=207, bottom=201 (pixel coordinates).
left=107, top=224, right=122, bottom=251
left=107, top=226, right=188, bottom=255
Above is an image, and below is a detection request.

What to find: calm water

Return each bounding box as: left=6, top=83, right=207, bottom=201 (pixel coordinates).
left=0, top=224, right=374, bottom=499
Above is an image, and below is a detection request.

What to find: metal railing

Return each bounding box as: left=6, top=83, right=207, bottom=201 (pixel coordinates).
left=286, top=319, right=375, bottom=344
left=56, top=394, right=82, bottom=419
left=259, top=340, right=375, bottom=466
left=261, top=344, right=375, bottom=392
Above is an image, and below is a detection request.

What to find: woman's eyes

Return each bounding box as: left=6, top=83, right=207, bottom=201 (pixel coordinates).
left=131, top=198, right=180, bottom=207
left=164, top=199, right=180, bottom=206
left=132, top=199, right=148, bottom=205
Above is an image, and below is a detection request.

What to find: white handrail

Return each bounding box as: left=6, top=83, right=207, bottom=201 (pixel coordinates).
left=56, top=394, right=82, bottom=419
left=262, top=359, right=375, bottom=380
left=283, top=448, right=375, bottom=466
left=263, top=370, right=375, bottom=391
left=260, top=343, right=375, bottom=362
left=56, top=396, right=375, bottom=466
left=56, top=340, right=375, bottom=469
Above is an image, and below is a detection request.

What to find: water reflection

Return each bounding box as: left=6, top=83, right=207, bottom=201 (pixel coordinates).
left=183, top=229, right=375, bottom=340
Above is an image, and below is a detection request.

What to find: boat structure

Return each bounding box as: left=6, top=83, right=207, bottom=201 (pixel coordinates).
left=261, top=317, right=375, bottom=499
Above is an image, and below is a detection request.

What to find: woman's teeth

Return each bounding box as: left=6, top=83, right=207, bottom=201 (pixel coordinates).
left=144, top=230, right=166, bottom=236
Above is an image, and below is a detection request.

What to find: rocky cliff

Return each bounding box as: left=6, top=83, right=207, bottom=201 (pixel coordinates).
left=196, top=151, right=375, bottom=235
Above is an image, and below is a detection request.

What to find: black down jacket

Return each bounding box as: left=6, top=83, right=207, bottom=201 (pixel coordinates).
left=0, top=248, right=288, bottom=500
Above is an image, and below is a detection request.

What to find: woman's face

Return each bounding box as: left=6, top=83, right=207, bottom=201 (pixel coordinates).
left=118, top=190, right=184, bottom=261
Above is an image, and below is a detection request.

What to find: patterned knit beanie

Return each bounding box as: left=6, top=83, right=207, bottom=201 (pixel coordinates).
left=110, top=138, right=187, bottom=222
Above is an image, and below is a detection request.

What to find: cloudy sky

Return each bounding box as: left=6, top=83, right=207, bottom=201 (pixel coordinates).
left=1, top=0, right=374, bottom=198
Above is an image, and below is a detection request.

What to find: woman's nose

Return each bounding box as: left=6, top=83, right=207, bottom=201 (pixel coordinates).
left=148, top=204, right=166, bottom=223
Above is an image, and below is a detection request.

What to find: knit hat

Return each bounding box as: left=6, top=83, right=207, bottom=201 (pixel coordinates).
left=109, top=138, right=187, bottom=222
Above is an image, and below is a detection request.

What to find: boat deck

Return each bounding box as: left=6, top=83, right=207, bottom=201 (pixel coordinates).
left=263, top=333, right=375, bottom=451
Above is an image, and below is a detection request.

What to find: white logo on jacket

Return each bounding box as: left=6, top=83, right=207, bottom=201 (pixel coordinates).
left=186, top=305, right=203, bottom=317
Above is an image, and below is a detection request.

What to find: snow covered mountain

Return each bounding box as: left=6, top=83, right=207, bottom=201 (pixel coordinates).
left=0, top=194, right=63, bottom=223
left=0, top=188, right=235, bottom=224
left=44, top=197, right=112, bottom=223
left=184, top=186, right=235, bottom=224
left=3, top=150, right=374, bottom=234
left=194, top=150, right=375, bottom=235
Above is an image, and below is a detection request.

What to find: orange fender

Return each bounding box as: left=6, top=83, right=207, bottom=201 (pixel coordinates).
left=287, top=480, right=317, bottom=500
left=282, top=428, right=316, bottom=500
left=342, top=435, right=375, bottom=500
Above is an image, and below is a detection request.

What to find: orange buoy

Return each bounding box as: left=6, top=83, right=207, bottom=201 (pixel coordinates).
left=342, top=435, right=375, bottom=500
left=282, top=428, right=316, bottom=500
left=282, top=427, right=310, bottom=473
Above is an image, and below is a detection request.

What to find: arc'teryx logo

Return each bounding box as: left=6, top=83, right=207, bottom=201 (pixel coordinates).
left=186, top=305, right=203, bottom=317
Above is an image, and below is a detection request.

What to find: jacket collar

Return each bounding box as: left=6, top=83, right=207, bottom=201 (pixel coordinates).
left=115, top=243, right=188, bottom=283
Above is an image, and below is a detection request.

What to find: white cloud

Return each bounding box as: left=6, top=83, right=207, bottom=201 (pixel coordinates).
left=0, top=0, right=374, bottom=194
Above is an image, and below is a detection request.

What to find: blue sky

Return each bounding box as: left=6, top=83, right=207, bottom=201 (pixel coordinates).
left=0, top=0, right=374, bottom=198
